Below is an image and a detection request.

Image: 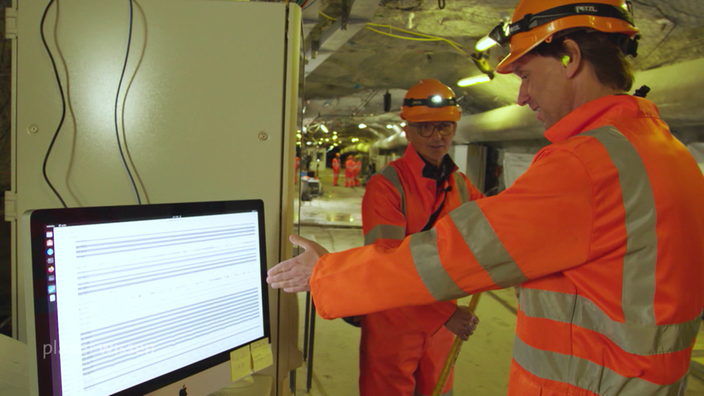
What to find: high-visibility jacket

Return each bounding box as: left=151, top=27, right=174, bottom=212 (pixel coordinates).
left=332, top=157, right=341, bottom=173
left=310, top=95, right=704, bottom=395
left=345, top=158, right=355, bottom=173
left=362, top=144, right=483, bottom=333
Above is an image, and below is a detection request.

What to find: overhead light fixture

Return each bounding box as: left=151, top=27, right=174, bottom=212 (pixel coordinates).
left=306, top=141, right=312, bottom=145
left=296, top=133, right=301, bottom=138
left=332, top=135, right=337, bottom=140
left=475, top=36, right=498, bottom=52
left=358, top=123, right=367, bottom=129
left=321, top=124, right=329, bottom=133
left=333, top=131, right=338, bottom=135
left=325, top=138, right=329, bottom=142
left=400, top=122, right=406, bottom=127
left=457, top=74, right=493, bottom=87
left=386, top=124, right=393, bottom=129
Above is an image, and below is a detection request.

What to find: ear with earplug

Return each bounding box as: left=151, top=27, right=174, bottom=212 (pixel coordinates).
left=562, top=55, right=570, bottom=67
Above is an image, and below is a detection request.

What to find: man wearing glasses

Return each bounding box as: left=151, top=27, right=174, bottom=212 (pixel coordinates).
left=269, top=1, right=704, bottom=394
left=351, top=79, right=483, bottom=396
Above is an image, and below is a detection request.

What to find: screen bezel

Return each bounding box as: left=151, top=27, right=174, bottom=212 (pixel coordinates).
left=29, top=200, right=271, bottom=396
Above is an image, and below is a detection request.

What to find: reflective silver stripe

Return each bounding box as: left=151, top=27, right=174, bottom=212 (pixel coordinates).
left=513, top=336, right=689, bottom=396
left=410, top=229, right=467, bottom=301
left=378, top=165, right=406, bottom=218
left=448, top=201, right=528, bottom=287
left=364, top=224, right=405, bottom=246
left=520, top=288, right=701, bottom=355
left=453, top=173, right=469, bottom=204
left=582, top=126, right=658, bottom=325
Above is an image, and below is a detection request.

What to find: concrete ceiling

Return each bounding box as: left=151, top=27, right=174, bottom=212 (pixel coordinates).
left=299, top=0, right=704, bottom=148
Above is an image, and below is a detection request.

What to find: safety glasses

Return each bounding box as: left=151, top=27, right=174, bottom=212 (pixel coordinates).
left=408, top=122, right=456, bottom=138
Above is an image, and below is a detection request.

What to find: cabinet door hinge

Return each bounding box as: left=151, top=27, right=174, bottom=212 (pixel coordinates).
left=5, top=7, right=17, bottom=39
left=4, top=191, right=17, bottom=221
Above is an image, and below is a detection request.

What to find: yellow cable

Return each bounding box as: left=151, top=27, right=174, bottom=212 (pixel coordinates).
left=364, top=25, right=468, bottom=57
left=366, top=23, right=464, bottom=47
left=319, top=10, right=336, bottom=21
left=316, top=15, right=469, bottom=57
left=365, top=27, right=444, bottom=42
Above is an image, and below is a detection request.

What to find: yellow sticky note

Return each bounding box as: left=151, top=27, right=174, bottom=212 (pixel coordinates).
left=250, top=338, right=273, bottom=372
left=230, top=346, right=252, bottom=381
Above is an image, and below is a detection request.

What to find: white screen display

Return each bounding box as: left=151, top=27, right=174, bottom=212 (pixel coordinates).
left=48, top=211, right=265, bottom=395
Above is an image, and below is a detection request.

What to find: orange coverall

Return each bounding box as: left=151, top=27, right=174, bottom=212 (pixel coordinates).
left=345, top=157, right=355, bottom=187
left=360, top=144, right=483, bottom=396
left=332, top=157, right=341, bottom=186
left=310, top=95, right=704, bottom=395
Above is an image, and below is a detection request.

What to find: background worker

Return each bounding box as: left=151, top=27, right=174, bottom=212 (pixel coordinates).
left=344, top=155, right=355, bottom=187
left=353, top=155, right=362, bottom=186
left=294, top=155, right=300, bottom=184
left=332, top=153, right=341, bottom=186
left=268, top=0, right=704, bottom=395
left=357, top=79, right=483, bottom=396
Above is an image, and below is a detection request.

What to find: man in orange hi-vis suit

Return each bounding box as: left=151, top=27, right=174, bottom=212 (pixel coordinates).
left=331, top=153, right=341, bottom=186
left=353, top=79, right=483, bottom=396
left=344, top=155, right=355, bottom=187
left=268, top=1, right=704, bottom=395
left=353, top=156, right=362, bottom=186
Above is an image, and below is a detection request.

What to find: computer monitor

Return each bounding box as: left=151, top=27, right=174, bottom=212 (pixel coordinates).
left=28, top=200, right=270, bottom=395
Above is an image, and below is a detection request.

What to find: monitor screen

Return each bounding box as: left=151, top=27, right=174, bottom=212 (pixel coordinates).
left=29, top=200, right=270, bottom=396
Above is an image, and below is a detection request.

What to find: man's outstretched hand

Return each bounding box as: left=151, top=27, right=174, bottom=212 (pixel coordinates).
left=266, top=234, right=329, bottom=293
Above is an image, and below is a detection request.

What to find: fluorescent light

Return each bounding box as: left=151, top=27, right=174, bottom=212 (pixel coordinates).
left=475, top=36, right=498, bottom=52
left=386, top=124, right=393, bottom=129
left=306, top=141, right=312, bottom=145
left=332, top=135, right=337, bottom=140
left=358, top=123, right=367, bottom=129
left=457, top=75, right=492, bottom=87
left=296, top=133, right=301, bottom=138
left=321, top=124, right=329, bottom=133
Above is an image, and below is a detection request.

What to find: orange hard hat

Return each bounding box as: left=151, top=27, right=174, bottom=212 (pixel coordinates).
left=399, top=79, right=460, bottom=122
left=494, top=0, right=639, bottom=74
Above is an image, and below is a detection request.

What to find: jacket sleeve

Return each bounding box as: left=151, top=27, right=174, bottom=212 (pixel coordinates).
left=311, top=149, right=594, bottom=319
left=462, top=173, right=485, bottom=200
left=363, top=174, right=458, bottom=332
left=361, top=174, right=406, bottom=248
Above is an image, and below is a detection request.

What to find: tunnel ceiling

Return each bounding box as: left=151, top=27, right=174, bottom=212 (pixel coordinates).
left=300, top=0, right=704, bottom=147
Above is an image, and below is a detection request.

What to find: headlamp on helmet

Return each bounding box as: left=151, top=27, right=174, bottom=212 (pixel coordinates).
left=403, top=96, right=458, bottom=109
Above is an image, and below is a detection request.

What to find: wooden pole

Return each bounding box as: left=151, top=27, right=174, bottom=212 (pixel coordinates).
left=431, top=293, right=482, bottom=396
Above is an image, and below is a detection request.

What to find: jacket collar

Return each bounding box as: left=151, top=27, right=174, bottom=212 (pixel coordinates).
left=401, top=144, right=458, bottom=182
left=544, top=95, right=661, bottom=143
